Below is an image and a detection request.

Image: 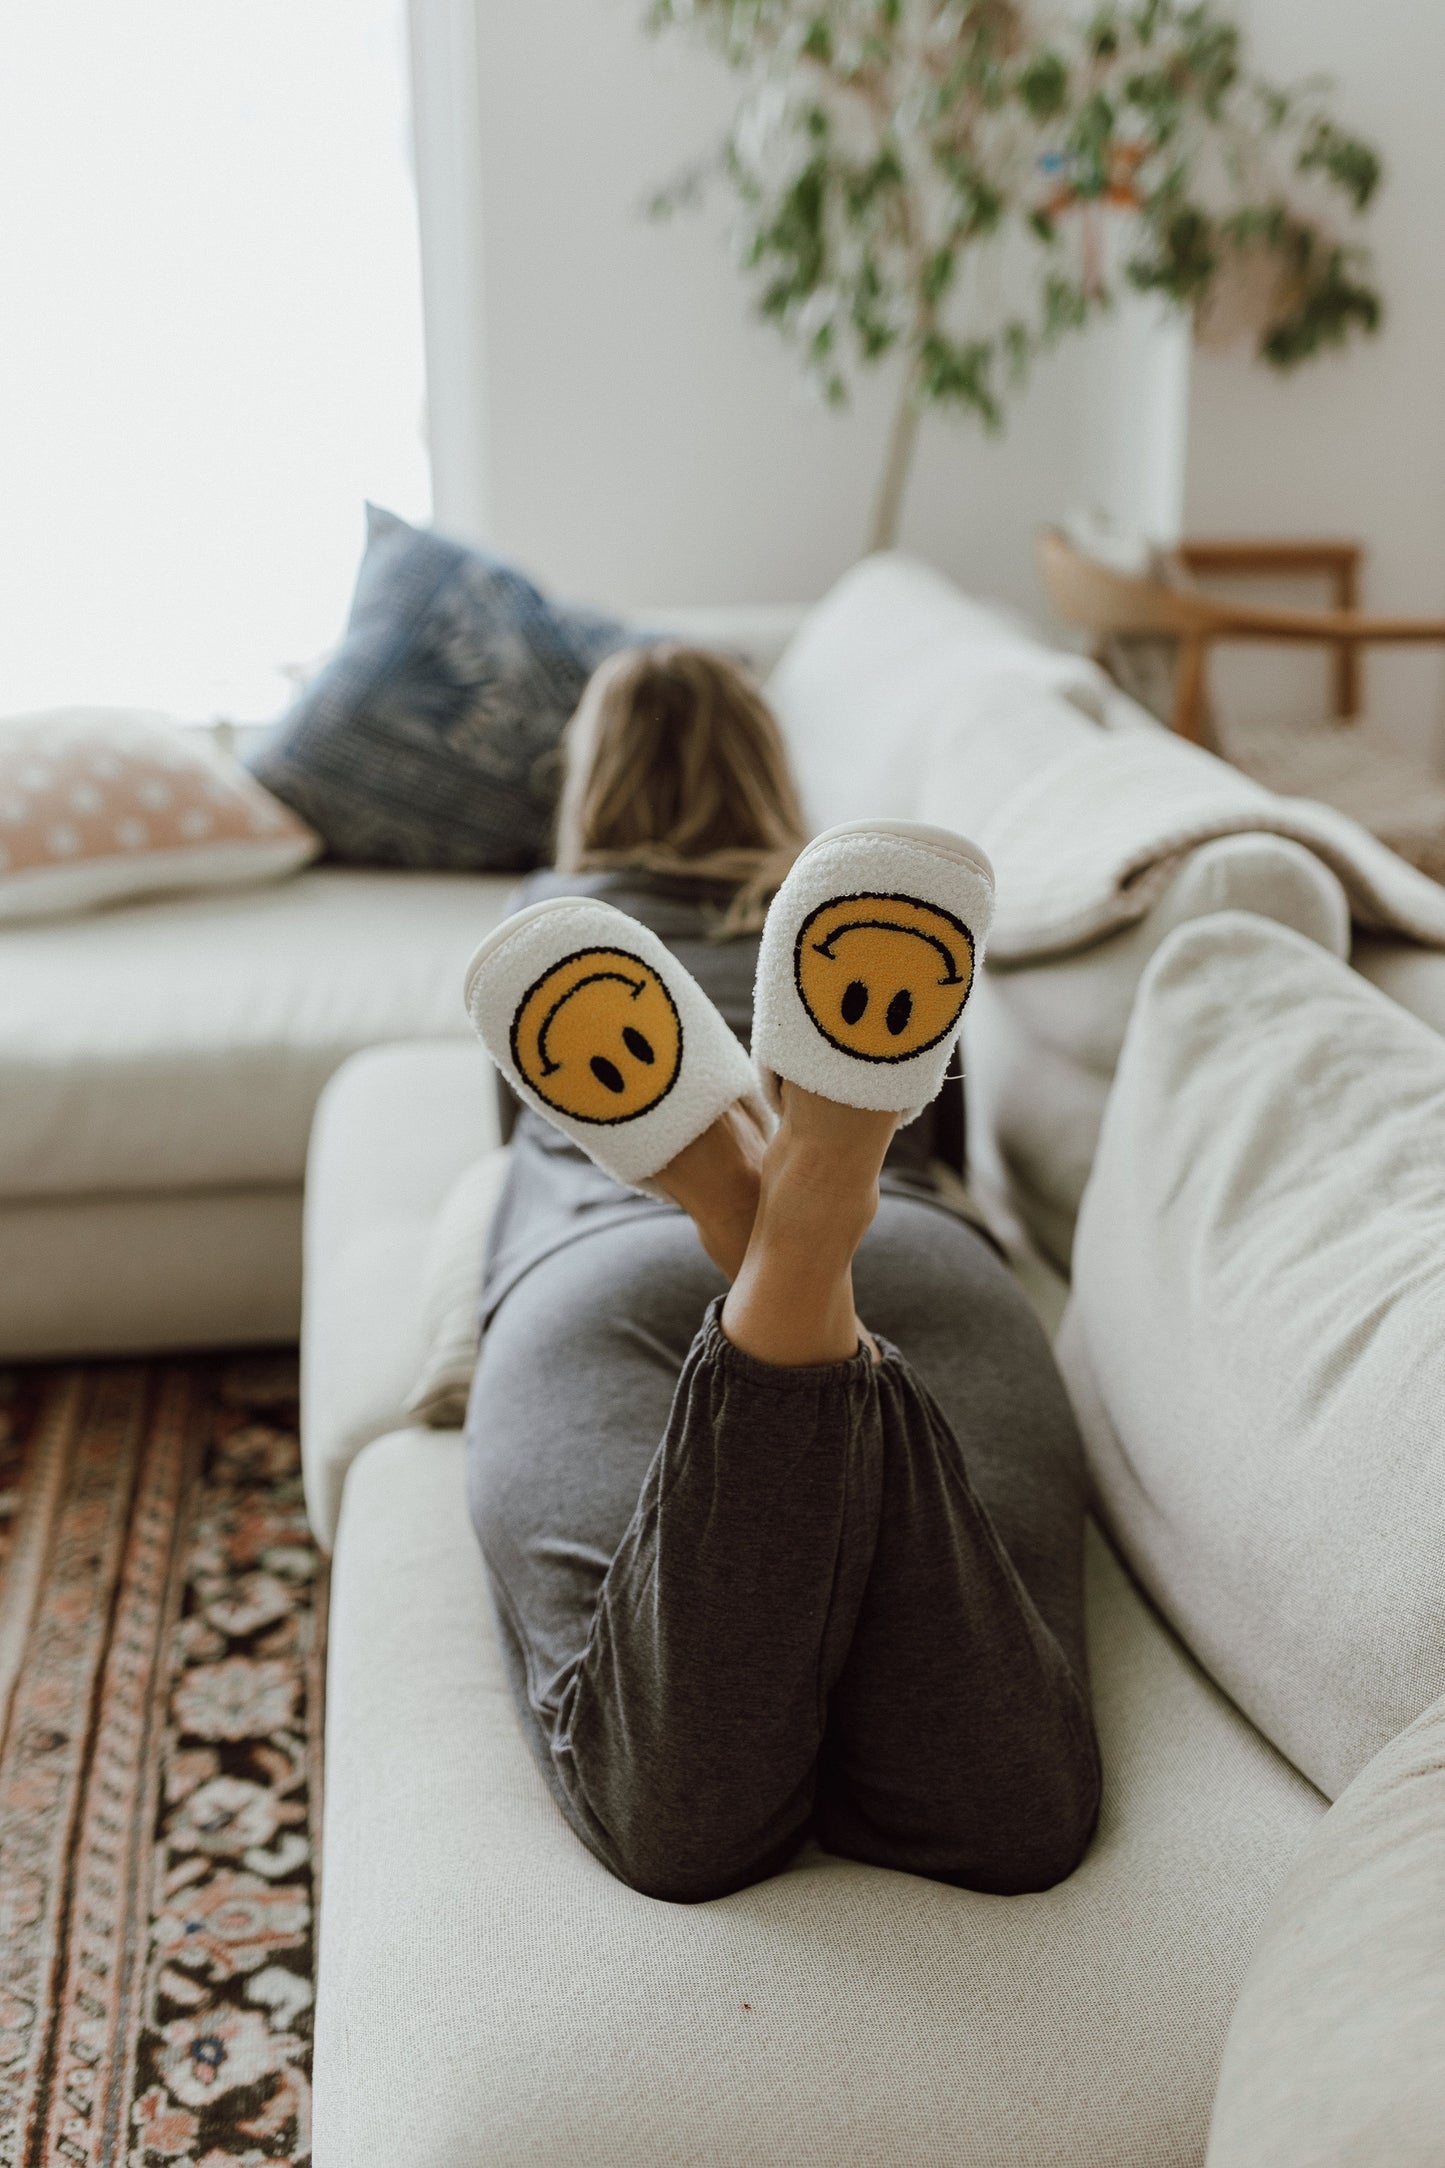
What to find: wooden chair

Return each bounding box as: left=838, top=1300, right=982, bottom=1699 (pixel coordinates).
left=1036, top=527, right=1445, bottom=748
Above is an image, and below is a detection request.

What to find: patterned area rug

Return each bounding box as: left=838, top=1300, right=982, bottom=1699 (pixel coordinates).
left=0, top=1354, right=323, bottom=2168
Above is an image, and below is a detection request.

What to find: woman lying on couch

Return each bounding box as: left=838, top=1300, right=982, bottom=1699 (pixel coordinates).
left=461, top=645, right=1100, bottom=1904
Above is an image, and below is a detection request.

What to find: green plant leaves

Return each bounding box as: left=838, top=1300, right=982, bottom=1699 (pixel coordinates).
left=645, top=0, right=1383, bottom=458
left=1296, top=117, right=1382, bottom=211
left=1018, top=50, right=1070, bottom=120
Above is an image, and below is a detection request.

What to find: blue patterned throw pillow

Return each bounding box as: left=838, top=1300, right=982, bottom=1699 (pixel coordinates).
left=247, top=508, right=632, bottom=870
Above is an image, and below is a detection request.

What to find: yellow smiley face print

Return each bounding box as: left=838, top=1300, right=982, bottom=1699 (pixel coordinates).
left=794, top=892, right=975, bottom=1063
left=510, top=946, right=684, bottom=1124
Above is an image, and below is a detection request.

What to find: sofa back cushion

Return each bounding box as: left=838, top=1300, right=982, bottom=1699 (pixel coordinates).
left=963, top=833, right=1349, bottom=1272
left=1058, top=912, right=1445, bottom=1799
left=767, top=551, right=1106, bottom=836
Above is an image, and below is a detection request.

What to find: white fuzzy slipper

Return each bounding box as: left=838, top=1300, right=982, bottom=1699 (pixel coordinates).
left=752, top=818, right=995, bottom=1122
left=464, top=895, right=766, bottom=1196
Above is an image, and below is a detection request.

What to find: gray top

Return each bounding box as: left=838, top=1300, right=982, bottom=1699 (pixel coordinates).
left=479, top=868, right=988, bottom=1327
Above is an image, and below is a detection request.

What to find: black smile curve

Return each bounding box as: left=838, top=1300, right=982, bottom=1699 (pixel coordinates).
left=811, top=917, right=967, bottom=986
left=535, top=969, right=646, bottom=1076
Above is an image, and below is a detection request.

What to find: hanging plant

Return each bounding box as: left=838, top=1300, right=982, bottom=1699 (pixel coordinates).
left=645, top=0, right=1383, bottom=547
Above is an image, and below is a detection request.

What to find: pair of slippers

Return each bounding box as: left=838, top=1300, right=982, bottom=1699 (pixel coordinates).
left=463, top=819, right=995, bottom=1199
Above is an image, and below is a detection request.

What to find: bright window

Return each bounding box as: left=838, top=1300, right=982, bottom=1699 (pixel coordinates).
left=0, top=0, right=430, bottom=723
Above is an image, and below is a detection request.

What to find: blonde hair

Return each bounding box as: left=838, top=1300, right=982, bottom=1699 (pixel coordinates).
left=553, top=643, right=807, bottom=937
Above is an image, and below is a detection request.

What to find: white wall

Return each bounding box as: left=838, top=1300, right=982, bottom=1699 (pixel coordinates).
left=1184, top=0, right=1445, bottom=764
left=422, top=0, right=1441, bottom=769
left=444, top=0, right=1184, bottom=621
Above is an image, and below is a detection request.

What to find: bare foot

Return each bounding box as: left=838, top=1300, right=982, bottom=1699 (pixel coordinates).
left=721, top=1083, right=896, bottom=1366
left=652, top=1098, right=769, bottom=1281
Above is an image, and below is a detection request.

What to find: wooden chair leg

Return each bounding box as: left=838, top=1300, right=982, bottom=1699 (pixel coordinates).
left=1172, top=636, right=1211, bottom=745
left=1334, top=559, right=1360, bottom=719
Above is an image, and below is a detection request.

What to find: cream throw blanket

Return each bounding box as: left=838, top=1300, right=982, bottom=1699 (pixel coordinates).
left=925, top=672, right=1445, bottom=965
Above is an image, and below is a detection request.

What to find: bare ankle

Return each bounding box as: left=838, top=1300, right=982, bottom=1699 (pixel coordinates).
left=752, top=1139, right=877, bottom=1269
left=717, top=1088, right=897, bottom=1367
left=755, top=1082, right=897, bottom=1250
left=653, top=1100, right=767, bottom=1281
left=775, top=1080, right=898, bottom=1167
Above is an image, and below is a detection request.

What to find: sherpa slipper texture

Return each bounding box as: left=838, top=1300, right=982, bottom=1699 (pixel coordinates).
left=464, top=895, right=764, bottom=1196
left=752, top=819, right=995, bottom=1122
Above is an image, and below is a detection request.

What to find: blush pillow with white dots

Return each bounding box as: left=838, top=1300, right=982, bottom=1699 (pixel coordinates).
left=0, top=710, right=320, bottom=923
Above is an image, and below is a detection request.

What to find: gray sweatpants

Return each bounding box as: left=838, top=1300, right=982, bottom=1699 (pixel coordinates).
left=465, top=1196, right=1100, bottom=1904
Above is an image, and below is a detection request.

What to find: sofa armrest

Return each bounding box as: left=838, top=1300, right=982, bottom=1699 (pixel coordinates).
left=302, top=1041, right=499, bottom=1549
left=1207, top=1691, right=1445, bottom=2167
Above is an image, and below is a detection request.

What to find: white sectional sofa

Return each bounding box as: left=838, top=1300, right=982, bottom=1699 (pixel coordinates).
left=298, top=563, right=1445, bottom=2167
left=0, top=605, right=796, bottom=1362
left=7, top=560, right=1444, bottom=2164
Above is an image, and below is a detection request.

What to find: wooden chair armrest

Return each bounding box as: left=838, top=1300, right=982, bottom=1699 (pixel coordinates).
left=1035, top=526, right=1443, bottom=740
left=1196, top=602, right=1445, bottom=646
left=1190, top=595, right=1445, bottom=737
left=1176, top=539, right=1362, bottom=585
left=1178, top=542, right=1445, bottom=719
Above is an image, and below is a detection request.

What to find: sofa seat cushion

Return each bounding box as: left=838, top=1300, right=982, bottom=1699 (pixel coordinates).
left=316, top=1434, right=1321, bottom=2168
left=0, top=1187, right=303, bottom=1360
left=0, top=866, right=511, bottom=1201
